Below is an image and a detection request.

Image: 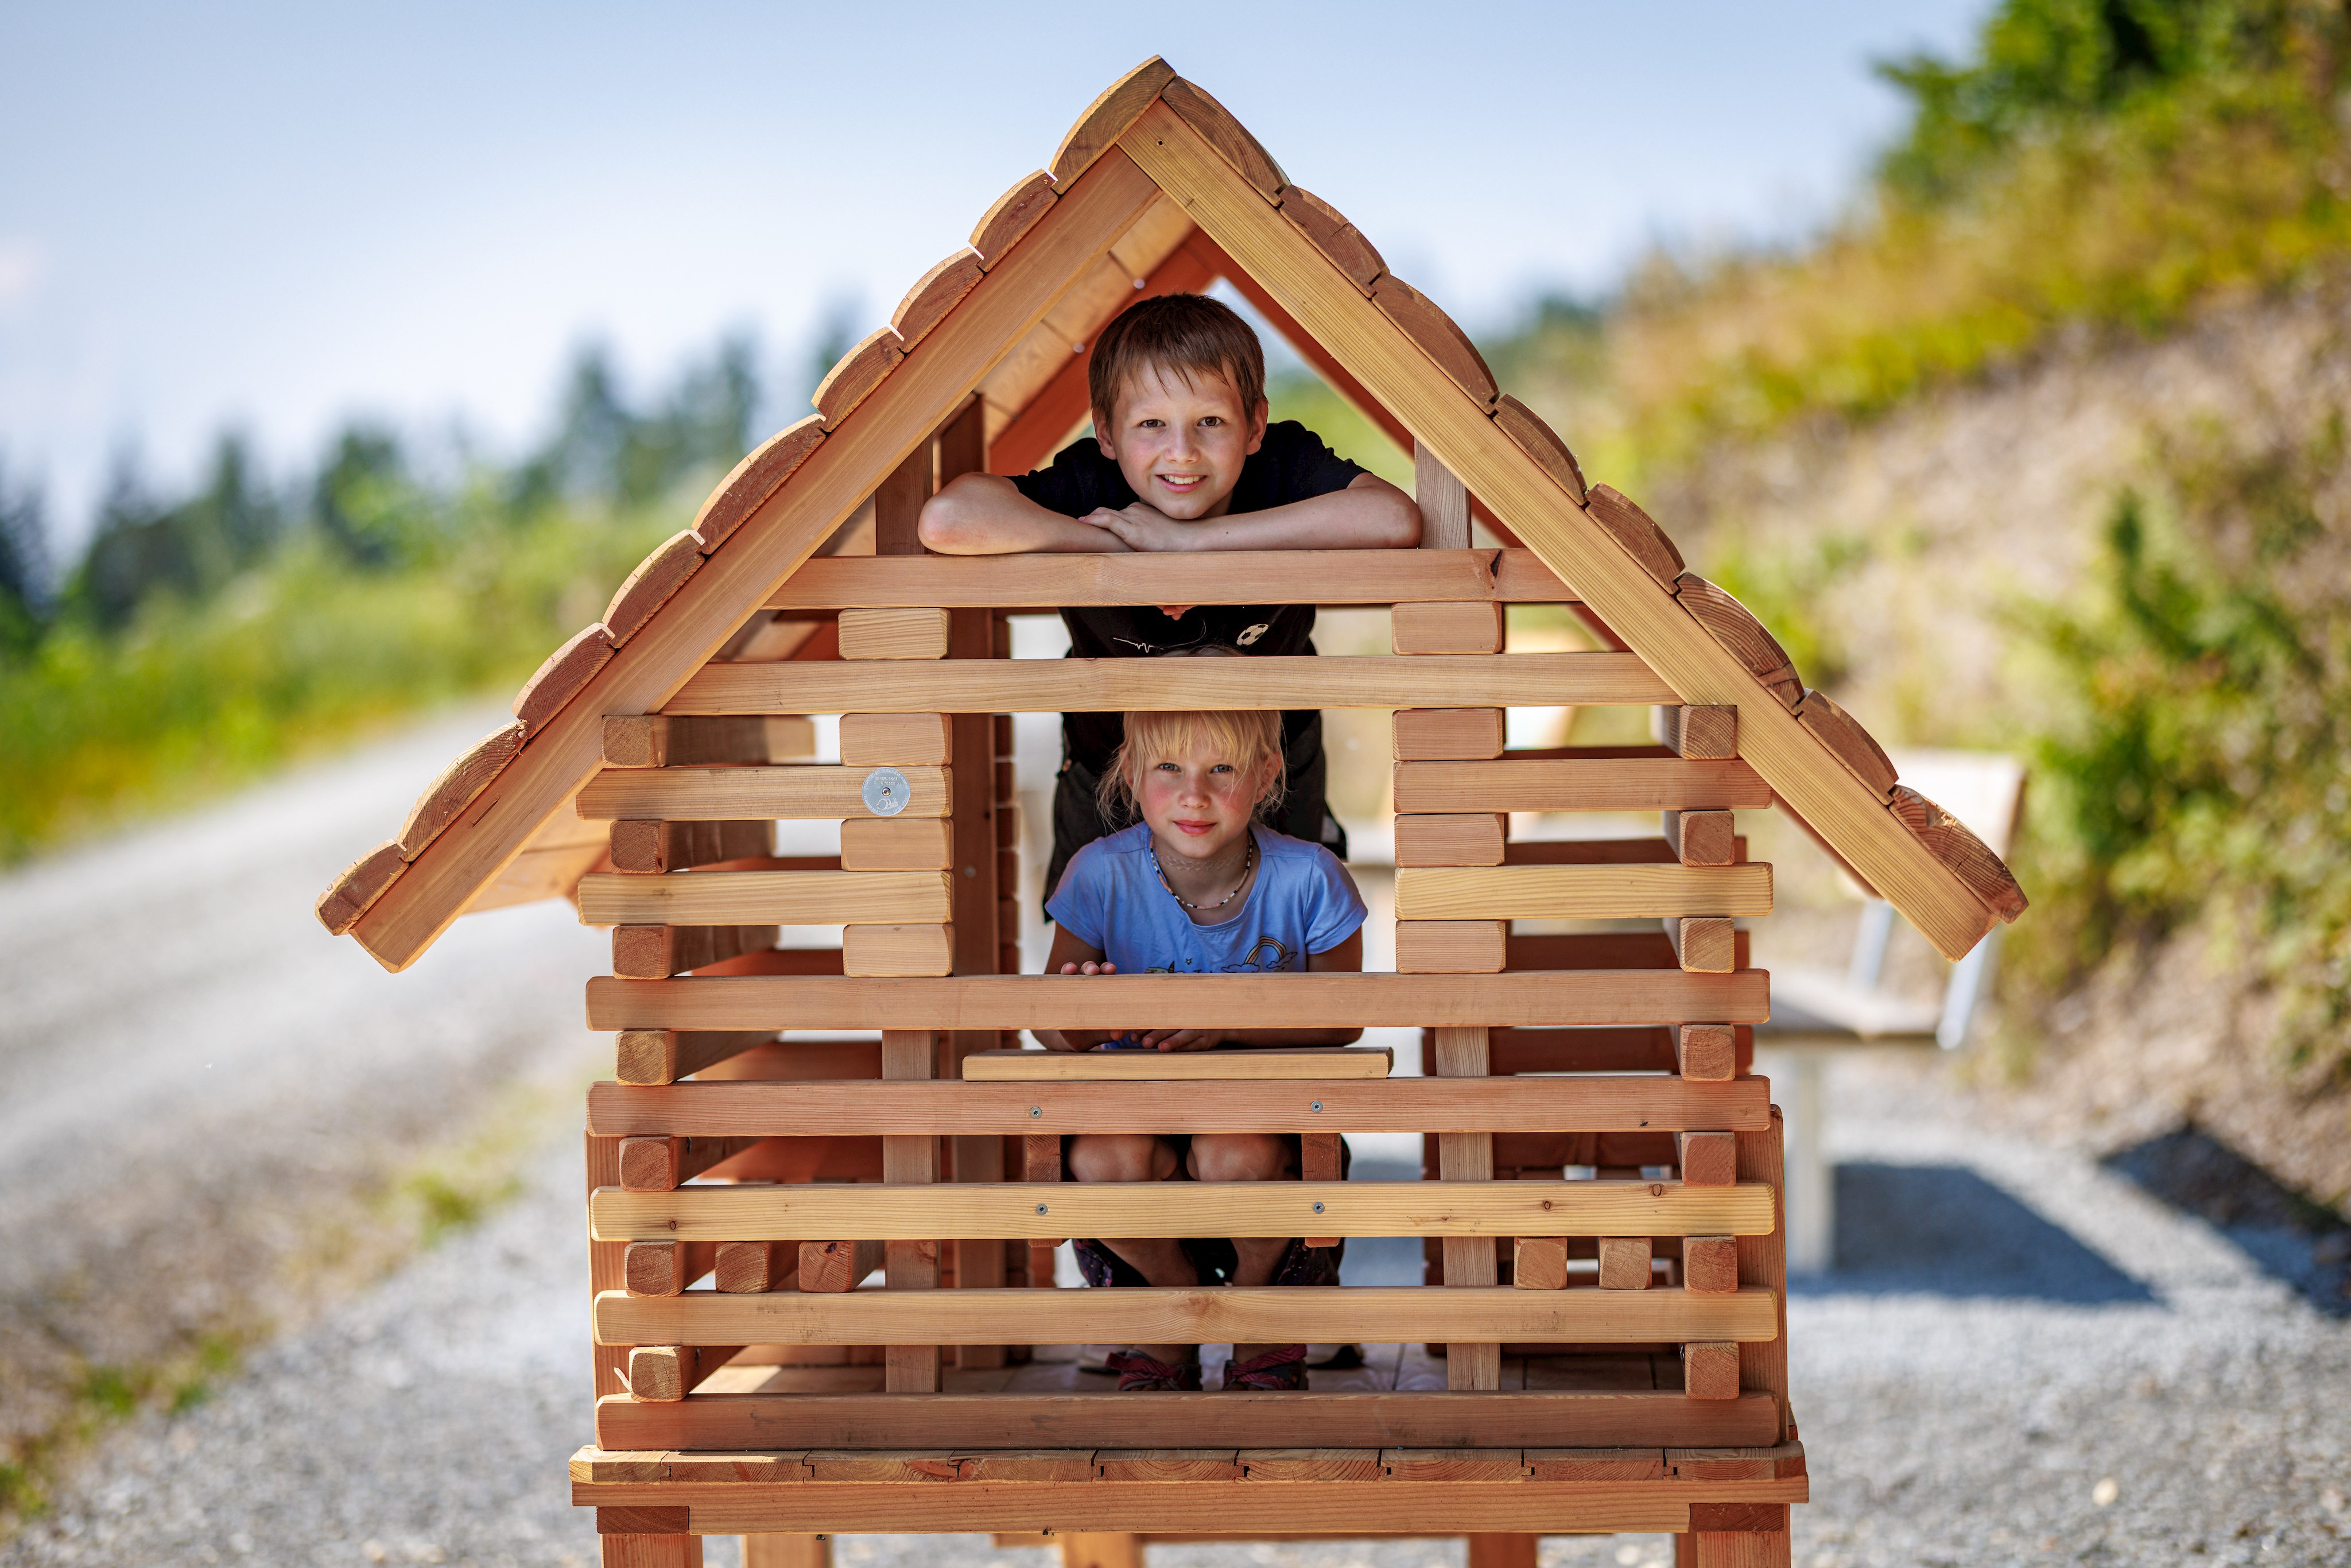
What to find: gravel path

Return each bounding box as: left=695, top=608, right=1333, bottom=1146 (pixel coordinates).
left=7, top=1045, right=2346, bottom=1568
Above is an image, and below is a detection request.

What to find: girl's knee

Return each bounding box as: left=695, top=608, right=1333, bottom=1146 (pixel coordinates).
left=1065, top=1134, right=1176, bottom=1183
left=1187, top=1132, right=1295, bottom=1182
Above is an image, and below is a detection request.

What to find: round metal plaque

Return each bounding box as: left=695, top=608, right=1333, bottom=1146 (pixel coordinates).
left=860, top=766, right=911, bottom=817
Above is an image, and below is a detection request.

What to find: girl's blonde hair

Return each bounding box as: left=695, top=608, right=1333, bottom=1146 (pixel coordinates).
left=1098, top=709, right=1287, bottom=824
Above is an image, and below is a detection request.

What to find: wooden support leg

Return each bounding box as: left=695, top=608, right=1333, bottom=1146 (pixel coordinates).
left=587, top=1134, right=630, bottom=1402
left=601, top=1534, right=701, bottom=1568
left=882, top=1028, right=941, bottom=1392
left=1058, top=1534, right=1143, bottom=1568
left=1465, top=1535, right=1540, bottom=1568
left=743, top=1535, right=830, bottom=1568
left=1690, top=1522, right=1793, bottom=1566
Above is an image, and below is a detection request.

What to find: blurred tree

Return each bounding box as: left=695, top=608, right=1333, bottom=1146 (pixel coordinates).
left=511, top=334, right=760, bottom=514
left=63, top=436, right=284, bottom=626
left=1876, top=0, right=2351, bottom=202
left=0, top=458, right=48, bottom=658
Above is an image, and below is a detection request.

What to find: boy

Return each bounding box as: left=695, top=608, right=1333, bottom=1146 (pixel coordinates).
left=917, top=292, right=1418, bottom=903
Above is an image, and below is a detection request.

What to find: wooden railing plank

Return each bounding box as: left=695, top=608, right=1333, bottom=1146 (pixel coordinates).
left=588, top=1180, right=1777, bottom=1241
left=584, top=1074, right=1770, bottom=1137
left=579, top=871, right=953, bottom=927
left=669, top=654, right=1674, bottom=715
left=1395, top=865, right=1773, bottom=922
left=583, top=971, right=1770, bottom=1032
left=1393, top=759, right=1770, bottom=814
left=592, top=1286, right=1778, bottom=1346
left=761, top=549, right=1571, bottom=608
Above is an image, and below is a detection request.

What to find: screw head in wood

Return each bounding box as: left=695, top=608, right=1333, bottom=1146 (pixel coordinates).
left=861, top=766, right=910, bottom=816
left=1310, top=1101, right=1322, bottom=1112
left=1035, top=1202, right=1049, bottom=1214
left=1312, top=1201, right=1325, bottom=1214
left=1029, top=1106, right=1042, bottom=1117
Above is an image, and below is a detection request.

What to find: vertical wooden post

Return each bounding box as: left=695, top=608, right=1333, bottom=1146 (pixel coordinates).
left=1415, top=443, right=1471, bottom=549
left=882, top=1029, right=941, bottom=1392
left=587, top=1132, right=629, bottom=1400
left=1737, top=1102, right=1790, bottom=1438
left=1058, top=1534, right=1143, bottom=1568
left=1431, top=1026, right=1499, bottom=1389
left=602, top=1535, right=702, bottom=1567
left=743, top=1535, right=830, bottom=1568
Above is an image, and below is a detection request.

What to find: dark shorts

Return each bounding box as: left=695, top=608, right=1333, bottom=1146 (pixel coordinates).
left=1066, top=1132, right=1350, bottom=1287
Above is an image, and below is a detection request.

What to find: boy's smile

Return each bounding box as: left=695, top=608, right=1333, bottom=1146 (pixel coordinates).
left=1098, top=363, right=1268, bottom=522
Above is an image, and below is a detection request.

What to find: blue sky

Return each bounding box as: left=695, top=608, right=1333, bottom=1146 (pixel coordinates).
left=0, top=2, right=1987, bottom=550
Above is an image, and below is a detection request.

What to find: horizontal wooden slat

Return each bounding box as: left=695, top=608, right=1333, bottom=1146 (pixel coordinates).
left=1396, top=865, right=1774, bottom=921
left=577, top=767, right=952, bottom=822
left=1394, top=759, right=1771, bottom=814
left=579, top=871, right=952, bottom=927
left=590, top=1391, right=1783, bottom=1454
left=584, top=971, right=1771, bottom=1032
left=584, top=1074, right=1770, bottom=1137
left=762, top=548, right=1573, bottom=609
left=589, top=1179, right=1776, bottom=1241
left=595, top=1286, right=1776, bottom=1347
left=668, top=654, right=1675, bottom=715
left=960, top=1047, right=1391, bottom=1081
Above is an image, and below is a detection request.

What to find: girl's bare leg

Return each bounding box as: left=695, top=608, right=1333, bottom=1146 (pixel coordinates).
left=1065, top=1132, right=1197, bottom=1365
left=1188, top=1132, right=1301, bottom=1365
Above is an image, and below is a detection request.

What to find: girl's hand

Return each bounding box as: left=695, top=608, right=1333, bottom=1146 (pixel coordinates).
left=1048, top=961, right=1119, bottom=1050
left=1132, top=1027, right=1227, bottom=1053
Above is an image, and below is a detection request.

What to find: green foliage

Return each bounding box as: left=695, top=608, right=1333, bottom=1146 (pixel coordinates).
left=1265, top=368, right=1413, bottom=488
left=1592, top=0, right=2351, bottom=468
left=2019, top=424, right=2351, bottom=1080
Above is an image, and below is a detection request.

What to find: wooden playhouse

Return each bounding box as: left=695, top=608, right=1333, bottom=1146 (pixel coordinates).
left=316, top=59, right=2026, bottom=1568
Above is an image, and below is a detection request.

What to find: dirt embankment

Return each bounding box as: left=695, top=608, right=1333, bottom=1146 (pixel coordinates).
left=1634, top=278, right=2351, bottom=1211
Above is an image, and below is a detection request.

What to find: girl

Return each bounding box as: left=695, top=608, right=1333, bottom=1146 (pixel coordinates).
left=1038, top=707, right=1367, bottom=1392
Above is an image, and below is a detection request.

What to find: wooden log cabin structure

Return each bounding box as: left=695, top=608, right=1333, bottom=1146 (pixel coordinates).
left=318, top=59, right=2026, bottom=1568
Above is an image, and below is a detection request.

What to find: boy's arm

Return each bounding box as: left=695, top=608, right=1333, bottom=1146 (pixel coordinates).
left=918, top=473, right=1132, bottom=555
left=1092, top=473, right=1420, bottom=555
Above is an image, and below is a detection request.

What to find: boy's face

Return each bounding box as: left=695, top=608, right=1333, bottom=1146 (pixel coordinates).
left=1133, top=738, right=1277, bottom=868
left=1096, top=363, right=1268, bottom=521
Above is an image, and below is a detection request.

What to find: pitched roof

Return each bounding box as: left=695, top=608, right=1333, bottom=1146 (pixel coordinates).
left=317, top=56, right=2024, bottom=971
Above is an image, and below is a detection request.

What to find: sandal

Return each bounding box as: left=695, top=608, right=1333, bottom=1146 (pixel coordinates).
left=1105, top=1350, right=1202, bottom=1391
left=1220, top=1344, right=1308, bottom=1391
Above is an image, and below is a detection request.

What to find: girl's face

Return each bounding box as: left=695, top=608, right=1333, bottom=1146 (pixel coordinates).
left=1132, top=738, right=1276, bottom=865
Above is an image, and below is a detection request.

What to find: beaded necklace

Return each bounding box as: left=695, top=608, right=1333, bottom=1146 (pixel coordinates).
left=1149, top=835, right=1258, bottom=913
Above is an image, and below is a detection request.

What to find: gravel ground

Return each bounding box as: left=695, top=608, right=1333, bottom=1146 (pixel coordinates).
left=7, top=1045, right=2346, bottom=1568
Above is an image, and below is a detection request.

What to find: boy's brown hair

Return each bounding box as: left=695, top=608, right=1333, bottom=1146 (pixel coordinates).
left=1088, top=293, right=1266, bottom=430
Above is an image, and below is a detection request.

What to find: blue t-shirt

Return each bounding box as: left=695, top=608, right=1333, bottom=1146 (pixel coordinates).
left=1045, top=822, right=1367, bottom=977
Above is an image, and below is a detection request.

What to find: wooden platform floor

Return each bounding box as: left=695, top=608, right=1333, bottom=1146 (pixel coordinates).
left=578, top=1352, right=1799, bottom=1537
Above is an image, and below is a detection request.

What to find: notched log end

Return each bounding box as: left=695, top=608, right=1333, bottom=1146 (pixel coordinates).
left=1890, top=786, right=2030, bottom=923
left=1050, top=56, right=1177, bottom=187
left=602, top=530, right=705, bottom=646
left=316, top=841, right=406, bottom=935
left=692, top=416, right=825, bottom=552
left=512, top=623, right=617, bottom=737
left=970, top=170, right=1059, bottom=271
left=1794, top=688, right=1899, bottom=800
left=813, top=328, right=907, bottom=430
left=394, top=719, right=527, bottom=859
left=1585, top=484, right=1685, bottom=588
left=1492, top=394, right=1588, bottom=503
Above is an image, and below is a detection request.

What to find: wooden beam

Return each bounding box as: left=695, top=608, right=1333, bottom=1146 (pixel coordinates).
left=591, top=1389, right=1782, bottom=1456
left=607, top=821, right=779, bottom=875
left=1395, top=865, right=1772, bottom=921
left=881, top=1030, right=941, bottom=1394
left=961, top=1047, right=1391, bottom=1081
left=583, top=971, right=1774, bottom=1032
left=593, top=1286, right=1778, bottom=1347
left=1116, top=100, right=1996, bottom=960
left=578, top=767, right=952, bottom=822
left=1392, top=759, right=1770, bottom=814
left=671, top=653, right=1673, bottom=715
left=763, top=548, right=1573, bottom=610
left=589, top=1181, right=1777, bottom=1242
left=603, top=715, right=815, bottom=768
left=584, top=1074, right=1770, bottom=1137
left=579, top=871, right=953, bottom=927
left=615, top=1030, right=776, bottom=1086
left=350, top=146, right=1165, bottom=971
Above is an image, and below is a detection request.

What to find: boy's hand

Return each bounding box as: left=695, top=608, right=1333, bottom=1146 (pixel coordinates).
left=1081, top=502, right=1194, bottom=555
left=1131, top=1027, right=1228, bottom=1052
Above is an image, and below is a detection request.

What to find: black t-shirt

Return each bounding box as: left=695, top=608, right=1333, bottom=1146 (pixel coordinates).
left=1011, top=420, right=1367, bottom=773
